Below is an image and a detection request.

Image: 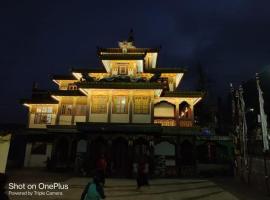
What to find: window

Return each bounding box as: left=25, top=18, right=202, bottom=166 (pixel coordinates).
left=134, top=96, right=150, bottom=114
left=179, top=101, right=191, bottom=119
left=60, top=104, right=73, bottom=115
left=91, top=96, right=108, bottom=114
left=34, top=107, right=53, bottom=124
left=118, top=65, right=128, bottom=75
left=31, top=142, right=47, bottom=155
left=113, top=96, right=128, bottom=114
left=75, top=105, right=87, bottom=116
left=68, top=83, right=78, bottom=90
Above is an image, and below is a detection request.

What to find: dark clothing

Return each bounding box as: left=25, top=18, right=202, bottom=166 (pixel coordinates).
left=97, top=170, right=106, bottom=186
left=0, top=189, right=9, bottom=200
left=137, top=173, right=149, bottom=188
left=97, top=158, right=107, bottom=171
left=80, top=182, right=105, bottom=200
left=136, top=161, right=149, bottom=188
left=96, top=158, right=107, bottom=186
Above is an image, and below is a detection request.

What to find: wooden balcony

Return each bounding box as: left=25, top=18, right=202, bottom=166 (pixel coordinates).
left=179, top=119, right=193, bottom=127
left=154, top=118, right=176, bottom=126
left=154, top=118, right=193, bottom=127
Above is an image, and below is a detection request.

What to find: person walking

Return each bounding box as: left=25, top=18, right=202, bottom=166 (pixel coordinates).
left=96, top=154, right=107, bottom=186
left=80, top=176, right=106, bottom=200
left=136, top=158, right=149, bottom=189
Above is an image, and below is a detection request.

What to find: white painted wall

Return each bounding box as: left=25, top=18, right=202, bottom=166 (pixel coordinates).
left=154, top=141, right=175, bottom=156
left=169, top=83, right=174, bottom=91
left=74, top=116, right=86, bottom=123
left=24, top=143, right=52, bottom=167
left=111, top=113, right=129, bottom=123
left=59, top=115, right=72, bottom=125
left=89, top=113, right=108, bottom=122
left=132, top=114, right=151, bottom=123
left=0, top=134, right=11, bottom=173
left=154, top=102, right=175, bottom=117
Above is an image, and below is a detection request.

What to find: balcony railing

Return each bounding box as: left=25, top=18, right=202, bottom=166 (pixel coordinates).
left=154, top=118, right=193, bottom=127
left=179, top=119, right=193, bottom=127
left=154, top=118, right=176, bottom=126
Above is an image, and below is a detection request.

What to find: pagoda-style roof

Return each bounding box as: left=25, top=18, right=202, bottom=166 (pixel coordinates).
left=162, top=91, right=204, bottom=98
left=21, top=89, right=59, bottom=105
left=71, top=68, right=106, bottom=73
left=50, top=90, right=86, bottom=96
left=145, top=67, right=187, bottom=74
left=77, top=81, right=163, bottom=89
left=98, top=53, right=146, bottom=60
left=51, top=74, right=77, bottom=80
left=20, top=98, right=58, bottom=105
left=97, top=47, right=160, bottom=54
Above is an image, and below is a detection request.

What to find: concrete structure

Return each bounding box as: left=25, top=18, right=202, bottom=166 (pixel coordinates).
left=0, top=133, right=11, bottom=173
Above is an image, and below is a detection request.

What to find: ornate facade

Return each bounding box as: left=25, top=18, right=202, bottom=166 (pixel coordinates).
left=21, top=35, right=204, bottom=177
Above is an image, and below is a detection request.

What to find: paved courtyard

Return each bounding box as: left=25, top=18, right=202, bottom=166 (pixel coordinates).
left=5, top=169, right=269, bottom=200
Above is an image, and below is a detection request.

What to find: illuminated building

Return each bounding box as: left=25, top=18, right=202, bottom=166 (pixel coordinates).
left=21, top=33, right=204, bottom=177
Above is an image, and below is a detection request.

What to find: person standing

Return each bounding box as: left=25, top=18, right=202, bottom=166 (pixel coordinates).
left=96, top=154, right=107, bottom=186
left=136, top=159, right=146, bottom=189
left=80, top=176, right=106, bottom=200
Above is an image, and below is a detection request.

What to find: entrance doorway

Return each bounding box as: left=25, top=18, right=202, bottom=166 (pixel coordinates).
left=111, top=137, right=128, bottom=177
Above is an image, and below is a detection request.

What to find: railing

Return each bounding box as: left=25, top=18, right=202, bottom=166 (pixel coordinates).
left=154, top=118, right=193, bottom=127
left=179, top=119, right=193, bottom=127
left=154, top=118, right=176, bottom=126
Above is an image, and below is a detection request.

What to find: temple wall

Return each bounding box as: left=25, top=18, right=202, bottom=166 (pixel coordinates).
left=111, top=113, right=129, bottom=123
left=154, top=103, right=175, bottom=117
left=74, top=116, right=86, bottom=123
left=89, top=113, right=108, bottom=122
left=59, top=115, right=72, bottom=125
left=0, top=134, right=11, bottom=173
left=24, top=143, right=52, bottom=167
left=132, top=114, right=151, bottom=123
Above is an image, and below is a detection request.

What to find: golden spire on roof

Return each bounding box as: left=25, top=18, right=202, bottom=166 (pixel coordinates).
left=118, top=29, right=136, bottom=53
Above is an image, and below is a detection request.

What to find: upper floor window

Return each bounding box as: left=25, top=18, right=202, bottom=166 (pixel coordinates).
left=134, top=96, right=150, bottom=114
left=179, top=101, right=191, bottom=119
left=118, top=65, right=128, bottom=75
left=91, top=95, right=108, bottom=114
left=68, top=83, right=78, bottom=90
left=75, top=105, right=87, bottom=116
left=34, top=107, right=53, bottom=124
left=113, top=96, right=128, bottom=114
left=61, top=104, right=73, bottom=115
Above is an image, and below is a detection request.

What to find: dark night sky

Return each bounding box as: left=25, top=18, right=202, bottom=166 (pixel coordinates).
left=1, top=0, right=270, bottom=124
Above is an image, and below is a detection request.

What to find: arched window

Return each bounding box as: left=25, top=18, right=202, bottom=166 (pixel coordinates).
left=179, top=101, right=192, bottom=119
left=154, top=101, right=175, bottom=117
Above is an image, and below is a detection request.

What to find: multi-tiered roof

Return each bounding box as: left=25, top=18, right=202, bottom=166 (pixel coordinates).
left=22, top=31, right=203, bottom=109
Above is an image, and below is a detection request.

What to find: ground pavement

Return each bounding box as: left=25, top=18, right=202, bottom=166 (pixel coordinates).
left=5, top=169, right=269, bottom=200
